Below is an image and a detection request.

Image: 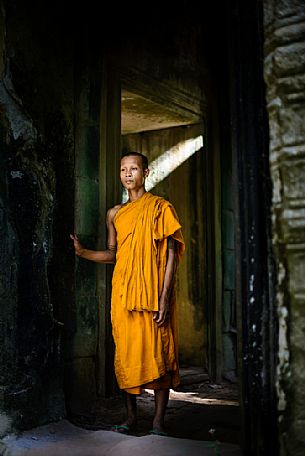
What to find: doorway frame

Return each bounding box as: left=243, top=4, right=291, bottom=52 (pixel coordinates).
left=225, top=2, right=278, bottom=455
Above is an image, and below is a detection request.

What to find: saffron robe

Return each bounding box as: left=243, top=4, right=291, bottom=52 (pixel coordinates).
left=111, top=192, right=185, bottom=393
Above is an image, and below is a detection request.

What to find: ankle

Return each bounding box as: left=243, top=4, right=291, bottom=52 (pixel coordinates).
left=125, top=416, right=137, bottom=427
left=152, top=419, right=165, bottom=432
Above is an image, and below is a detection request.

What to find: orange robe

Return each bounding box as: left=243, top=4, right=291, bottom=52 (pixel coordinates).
left=111, top=192, right=185, bottom=394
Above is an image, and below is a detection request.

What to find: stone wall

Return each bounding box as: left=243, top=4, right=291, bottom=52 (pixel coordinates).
left=0, top=0, right=75, bottom=432
left=264, top=1, right=305, bottom=454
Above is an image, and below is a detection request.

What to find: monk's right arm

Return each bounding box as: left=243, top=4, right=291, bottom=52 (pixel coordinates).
left=70, top=237, right=116, bottom=264
left=70, top=207, right=118, bottom=264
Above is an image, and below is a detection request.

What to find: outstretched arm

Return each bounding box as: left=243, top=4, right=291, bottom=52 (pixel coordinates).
left=70, top=207, right=118, bottom=264
left=154, top=237, right=177, bottom=326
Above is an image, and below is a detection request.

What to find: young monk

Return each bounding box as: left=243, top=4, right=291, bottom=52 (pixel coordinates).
left=70, top=151, right=185, bottom=436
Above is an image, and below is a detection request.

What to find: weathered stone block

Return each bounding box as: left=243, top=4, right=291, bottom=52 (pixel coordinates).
left=290, top=310, right=305, bottom=352
left=274, top=22, right=305, bottom=46
left=282, top=210, right=305, bottom=242
left=274, top=0, right=305, bottom=20
left=278, top=74, right=305, bottom=97
left=281, top=159, right=305, bottom=200
left=279, top=104, right=305, bottom=146
left=274, top=42, right=305, bottom=77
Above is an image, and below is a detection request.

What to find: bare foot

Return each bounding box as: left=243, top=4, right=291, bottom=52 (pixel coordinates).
left=151, top=419, right=167, bottom=435
left=149, top=426, right=168, bottom=436
left=111, top=418, right=137, bottom=434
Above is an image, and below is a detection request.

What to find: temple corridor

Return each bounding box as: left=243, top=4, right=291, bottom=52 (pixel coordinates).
left=1, top=1, right=305, bottom=455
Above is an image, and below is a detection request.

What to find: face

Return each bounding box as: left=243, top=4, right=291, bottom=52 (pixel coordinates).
left=120, top=155, right=149, bottom=190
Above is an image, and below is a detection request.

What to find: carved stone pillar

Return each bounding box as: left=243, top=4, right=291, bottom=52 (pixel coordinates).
left=264, top=1, right=305, bottom=454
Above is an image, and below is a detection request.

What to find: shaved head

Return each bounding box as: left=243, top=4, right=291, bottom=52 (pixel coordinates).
left=121, top=151, right=148, bottom=170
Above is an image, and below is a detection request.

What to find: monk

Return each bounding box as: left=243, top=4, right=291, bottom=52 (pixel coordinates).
left=70, top=151, right=185, bottom=436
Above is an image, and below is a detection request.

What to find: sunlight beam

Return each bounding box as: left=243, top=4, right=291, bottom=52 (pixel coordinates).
left=146, top=135, right=203, bottom=191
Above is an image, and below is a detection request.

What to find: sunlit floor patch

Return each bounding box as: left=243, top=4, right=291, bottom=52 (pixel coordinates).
left=144, top=388, right=239, bottom=406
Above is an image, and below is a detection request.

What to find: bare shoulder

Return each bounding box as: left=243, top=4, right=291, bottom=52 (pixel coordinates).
left=107, top=204, right=123, bottom=224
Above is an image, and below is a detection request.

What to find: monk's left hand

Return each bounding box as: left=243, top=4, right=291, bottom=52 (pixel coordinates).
left=153, top=300, right=170, bottom=327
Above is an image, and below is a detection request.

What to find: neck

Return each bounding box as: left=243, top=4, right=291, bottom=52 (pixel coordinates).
left=128, top=187, right=146, bottom=202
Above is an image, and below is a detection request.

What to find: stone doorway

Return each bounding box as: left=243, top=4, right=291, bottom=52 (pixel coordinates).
left=120, top=87, right=207, bottom=371
left=73, top=73, right=241, bottom=444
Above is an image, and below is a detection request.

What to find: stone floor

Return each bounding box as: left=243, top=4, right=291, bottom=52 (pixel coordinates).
left=70, top=366, right=240, bottom=444
left=1, top=420, right=241, bottom=456
left=1, top=367, right=242, bottom=456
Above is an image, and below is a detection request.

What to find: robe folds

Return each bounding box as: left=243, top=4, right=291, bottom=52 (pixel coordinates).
left=111, top=191, right=185, bottom=394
